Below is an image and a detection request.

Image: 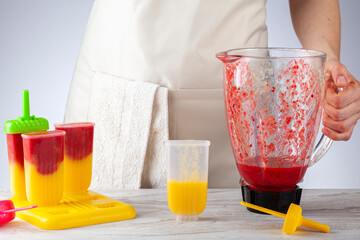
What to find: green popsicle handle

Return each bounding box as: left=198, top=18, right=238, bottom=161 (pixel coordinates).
left=22, top=90, right=30, bottom=120
left=3, top=90, right=49, bottom=134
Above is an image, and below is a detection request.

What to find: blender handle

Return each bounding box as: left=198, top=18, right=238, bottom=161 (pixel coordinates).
left=309, top=134, right=333, bottom=167
left=309, top=86, right=344, bottom=167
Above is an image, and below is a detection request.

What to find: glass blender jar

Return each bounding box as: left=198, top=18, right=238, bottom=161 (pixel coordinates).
left=217, top=48, right=333, bottom=213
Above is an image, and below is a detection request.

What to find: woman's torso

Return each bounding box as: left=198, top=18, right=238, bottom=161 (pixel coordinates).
left=65, top=0, right=268, bottom=187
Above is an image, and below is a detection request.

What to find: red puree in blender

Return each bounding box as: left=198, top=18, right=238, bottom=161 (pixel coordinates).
left=224, top=57, right=322, bottom=192
left=237, top=162, right=308, bottom=192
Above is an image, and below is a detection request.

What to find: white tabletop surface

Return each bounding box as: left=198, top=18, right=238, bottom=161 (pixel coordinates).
left=0, top=189, right=359, bottom=239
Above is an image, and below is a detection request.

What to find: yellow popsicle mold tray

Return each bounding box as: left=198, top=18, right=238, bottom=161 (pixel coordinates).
left=10, top=190, right=136, bottom=230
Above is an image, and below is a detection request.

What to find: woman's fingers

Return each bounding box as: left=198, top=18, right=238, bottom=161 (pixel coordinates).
left=324, top=73, right=360, bottom=109
left=322, top=111, right=360, bottom=134
left=322, top=124, right=356, bottom=141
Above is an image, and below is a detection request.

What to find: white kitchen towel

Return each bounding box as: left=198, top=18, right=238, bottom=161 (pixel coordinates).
left=87, top=71, right=168, bottom=189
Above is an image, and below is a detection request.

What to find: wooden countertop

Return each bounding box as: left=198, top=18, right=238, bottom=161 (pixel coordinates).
left=1, top=189, right=359, bottom=239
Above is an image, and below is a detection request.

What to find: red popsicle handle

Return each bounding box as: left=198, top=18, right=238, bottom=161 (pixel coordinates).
left=0, top=205, right=37, bottom=214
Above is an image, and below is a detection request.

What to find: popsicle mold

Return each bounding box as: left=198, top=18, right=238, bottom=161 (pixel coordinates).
left=22, top=131, right=65, bottom=207
left=4, top=90, right=49, bottom=134
left=4, top=90, right=49, bottom=200
left=10, top=191, right=136, bottom=230
left=6, top=133, right=27, bottom=199
left=54, top=122, right=95, bottom=193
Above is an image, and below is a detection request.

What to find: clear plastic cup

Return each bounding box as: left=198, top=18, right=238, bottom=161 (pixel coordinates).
left=54, top=122, right=95, bottom=194
left=167, top=140, right=210, bottom=221
left=22, top=131, right=65, bottom=207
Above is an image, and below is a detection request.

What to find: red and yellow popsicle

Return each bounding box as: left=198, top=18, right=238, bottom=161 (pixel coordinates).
left=22, top=131, right=65, bottom=207
left=6, top=134, right=26, bottom=200
left=4, top=90, right=49, bottom=200
left=55, top=122, right=94, bottom=194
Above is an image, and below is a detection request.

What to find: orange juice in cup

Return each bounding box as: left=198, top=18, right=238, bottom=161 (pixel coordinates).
left=167, top=140, right=210, bottom=221
left=167, top=181, right=207, bottom=217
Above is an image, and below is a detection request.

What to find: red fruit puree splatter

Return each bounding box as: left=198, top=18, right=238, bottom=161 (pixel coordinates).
left=22, top=131, right=65, bottom=175
left=223, top=58, right=323, bottom=191
left=6, top=134, right=24, bottom=167
left=55, top=123, right=94, bottom=160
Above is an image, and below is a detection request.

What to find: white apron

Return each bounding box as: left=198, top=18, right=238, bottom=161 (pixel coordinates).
left=65, top=0, right=268, bottom=188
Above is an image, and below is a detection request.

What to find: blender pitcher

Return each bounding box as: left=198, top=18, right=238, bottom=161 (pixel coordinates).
left=216, top=48, right=333, bottom=213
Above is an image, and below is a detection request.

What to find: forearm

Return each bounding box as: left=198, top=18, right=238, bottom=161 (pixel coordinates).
left=289, top=0, right=340, bottom=61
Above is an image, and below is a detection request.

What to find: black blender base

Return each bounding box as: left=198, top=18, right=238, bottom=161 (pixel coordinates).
left=241, top=185, right=302, bottom=214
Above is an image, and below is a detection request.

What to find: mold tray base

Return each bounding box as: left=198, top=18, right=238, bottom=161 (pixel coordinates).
left=10, top=190, right=136, bottom=230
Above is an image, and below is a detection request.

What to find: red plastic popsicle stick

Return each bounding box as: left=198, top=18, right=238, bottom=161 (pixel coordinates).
left=0, top=205, right=37, bottom=214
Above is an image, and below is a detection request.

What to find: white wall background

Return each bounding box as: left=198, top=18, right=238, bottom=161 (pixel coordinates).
left=0, top=0, right=359, bottom=190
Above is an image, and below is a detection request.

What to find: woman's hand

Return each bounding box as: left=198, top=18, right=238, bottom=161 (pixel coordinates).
left=322, top=59, right=360, bottom=140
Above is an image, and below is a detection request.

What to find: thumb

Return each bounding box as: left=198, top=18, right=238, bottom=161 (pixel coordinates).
left=335, top=75, right=348, bottom=89
left=330, top=62, right=349, bottom=88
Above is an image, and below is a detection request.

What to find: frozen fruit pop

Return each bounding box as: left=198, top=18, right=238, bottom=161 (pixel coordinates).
left=22, top=131, right=65, bottom=207
left=54, top=122, right=94, bottom=193
left=4, top=90, right=49, bottom=200
left=0, top=200, right=37, bottom=226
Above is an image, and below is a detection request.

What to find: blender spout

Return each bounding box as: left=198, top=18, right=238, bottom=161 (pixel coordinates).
left=216, top=51, right=241, bottom=63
